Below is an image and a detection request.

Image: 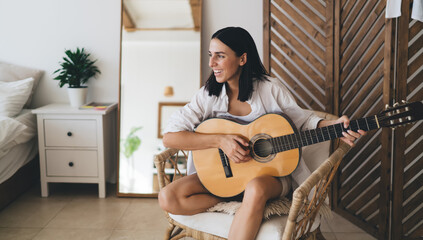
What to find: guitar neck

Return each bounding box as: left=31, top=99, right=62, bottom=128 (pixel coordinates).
left=271, top=115, right=380, bottom=153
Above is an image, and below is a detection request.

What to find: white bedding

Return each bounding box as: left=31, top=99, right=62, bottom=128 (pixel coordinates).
left=12, top=109, right=37, bottom=145
left=0, top=109, right=38, bottom=184
left=0, top=138, right=38, bottom=184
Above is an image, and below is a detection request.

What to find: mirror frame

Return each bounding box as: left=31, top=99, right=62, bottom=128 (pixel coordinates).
left=157, top=102, right=188, bottom=139
left=117, top=0, right=202, bottom=197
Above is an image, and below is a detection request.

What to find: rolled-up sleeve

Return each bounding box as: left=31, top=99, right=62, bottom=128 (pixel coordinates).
left=163, top=87, right=208, bottom=134
left=271, top=79, right=322, bottom=130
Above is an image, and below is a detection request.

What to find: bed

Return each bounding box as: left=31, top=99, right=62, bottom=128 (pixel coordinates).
left=0, top=61, right=43, bottom=210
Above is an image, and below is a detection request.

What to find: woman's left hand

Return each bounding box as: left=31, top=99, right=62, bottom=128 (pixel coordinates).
left=319, top=115, right=367, bottom=147
left=335, top=115, right=367, bottom=146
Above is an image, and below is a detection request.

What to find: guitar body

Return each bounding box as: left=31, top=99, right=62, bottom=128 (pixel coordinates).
left=193, top=114, right=300, bottom=198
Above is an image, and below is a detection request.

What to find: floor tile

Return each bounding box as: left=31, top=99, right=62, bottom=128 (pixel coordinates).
left=114, top=198, right=168, bottom=231
left=45, top=198, right=130, bottom=229
left=33, top=228, right=113, bottom=240
left=109, top=229, right=165, bottom=240
left=325, top=212, right=365, bottom=233
left=320, top=217, right=332, bottom=233
left=321, top=232, right=336, bottom=240
left=16, top=183, right=71, bottom=202
left=0, top=198, right=67, bottom=228
left=0, top=183, right=378, bottom=240
left=334, top=232, right=377, bottom=240
left=0, top=227, right=41, bottom=240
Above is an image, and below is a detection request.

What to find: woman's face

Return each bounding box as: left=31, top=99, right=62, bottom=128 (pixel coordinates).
left=208, top=38, right=245, bottom=85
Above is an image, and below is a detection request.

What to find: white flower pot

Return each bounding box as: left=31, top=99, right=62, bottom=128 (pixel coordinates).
left=67, top=87, right=88, bottom=108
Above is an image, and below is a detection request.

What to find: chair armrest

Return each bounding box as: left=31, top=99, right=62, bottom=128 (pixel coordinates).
left=282, top=142, right=352, bottom=240
left=154, top=148, right=185, bottom=190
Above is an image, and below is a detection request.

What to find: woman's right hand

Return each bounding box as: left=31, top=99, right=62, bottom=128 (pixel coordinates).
left=218, top=135, right=252, bottom=163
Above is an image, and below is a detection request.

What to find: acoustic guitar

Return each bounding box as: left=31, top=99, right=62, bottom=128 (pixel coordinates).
left=192, top=101, right=423, bottom=198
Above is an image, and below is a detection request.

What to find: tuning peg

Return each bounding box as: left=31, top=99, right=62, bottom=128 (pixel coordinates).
left=393, top=102, right=399, bottom=107
left=401, top=100, right=411, bottom=111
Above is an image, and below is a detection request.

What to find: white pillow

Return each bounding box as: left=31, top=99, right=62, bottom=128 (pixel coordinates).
left=0, top=78, right=34, bottom=117
left=0, top=116, right=27, bottom=150
left=0, top=61, right=43, bottom=108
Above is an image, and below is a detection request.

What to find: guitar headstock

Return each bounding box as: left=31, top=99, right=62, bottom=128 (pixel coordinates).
left=378, top=101, right=423, bottom=128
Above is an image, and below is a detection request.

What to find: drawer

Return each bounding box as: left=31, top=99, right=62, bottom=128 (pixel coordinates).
left=46, top=150, right=98, bottom=177
left=44, top=119, right=97, bottom=147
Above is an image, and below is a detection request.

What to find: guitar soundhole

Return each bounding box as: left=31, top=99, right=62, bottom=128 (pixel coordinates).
left=253, top=139, right=273, bottom=158
left=250, top=133, right=275, bottom=163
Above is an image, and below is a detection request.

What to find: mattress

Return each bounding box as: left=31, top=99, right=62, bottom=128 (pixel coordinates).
left=0, top=109, right=38, bottom=184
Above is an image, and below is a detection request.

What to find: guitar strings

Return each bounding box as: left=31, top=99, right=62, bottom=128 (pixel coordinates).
left=252, top=116, right=382, bottom=156
left=223, top=113, right=403, bottom=158
left=219, top=109, right=410, bottom=161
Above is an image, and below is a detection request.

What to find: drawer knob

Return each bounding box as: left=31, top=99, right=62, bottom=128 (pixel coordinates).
left=68, top=162, right=74, bottom=167
left=67, top=132, right=72, bottom=137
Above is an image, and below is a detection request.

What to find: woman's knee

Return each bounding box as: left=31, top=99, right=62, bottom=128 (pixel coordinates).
left=158, top=186, right=179, bottom=213
left=244, top=176, right=282, bottom=203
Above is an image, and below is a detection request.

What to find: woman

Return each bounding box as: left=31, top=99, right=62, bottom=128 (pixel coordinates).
left=158, top=27, right=365, bottom=240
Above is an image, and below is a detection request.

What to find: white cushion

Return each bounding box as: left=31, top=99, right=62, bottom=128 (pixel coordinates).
left=170, top=212, right=320, bottom=239
left=0, top=61, right=43, bottom=108
left=0, top=78, right=34, bottom=117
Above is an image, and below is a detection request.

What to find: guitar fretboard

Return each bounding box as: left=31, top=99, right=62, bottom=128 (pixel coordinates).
left=270, top=116, right=379, bottom=153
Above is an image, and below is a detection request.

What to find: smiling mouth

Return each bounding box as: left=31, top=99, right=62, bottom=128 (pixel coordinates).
left=214, top=70, right=222, bottom=75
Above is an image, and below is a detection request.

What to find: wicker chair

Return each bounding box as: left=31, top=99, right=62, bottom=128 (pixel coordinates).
left=154, top=112, right=352, bottom=240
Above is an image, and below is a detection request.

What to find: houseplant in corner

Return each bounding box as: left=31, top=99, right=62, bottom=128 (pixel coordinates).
left=121, top=126, right=142, bottom=178
left=53, top=47, right=101, bottom=107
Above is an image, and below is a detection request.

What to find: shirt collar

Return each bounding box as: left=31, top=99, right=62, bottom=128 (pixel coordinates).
left=219, top=83, right=227, bottom=100
left=219, top=82, right=254, bottom=104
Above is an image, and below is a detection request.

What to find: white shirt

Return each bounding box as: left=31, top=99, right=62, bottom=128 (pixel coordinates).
left=164, top=77, right=323, bottom=187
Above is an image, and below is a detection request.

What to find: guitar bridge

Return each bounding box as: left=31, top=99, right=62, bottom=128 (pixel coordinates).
left=218, top=149, right=233, bottom=178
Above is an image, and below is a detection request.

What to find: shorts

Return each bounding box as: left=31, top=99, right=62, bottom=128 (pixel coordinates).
left=278, top=176, right=292, bottom=198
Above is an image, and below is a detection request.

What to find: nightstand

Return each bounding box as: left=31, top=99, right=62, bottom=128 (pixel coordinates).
left=32, top=103, right=117, bottom=198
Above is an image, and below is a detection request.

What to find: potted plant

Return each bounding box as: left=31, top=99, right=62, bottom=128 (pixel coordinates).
left=53, top=47, right=101, bottom=107
left=121, top=126, right=142, bottom=177
left=121, top=126, right=142, bottom=160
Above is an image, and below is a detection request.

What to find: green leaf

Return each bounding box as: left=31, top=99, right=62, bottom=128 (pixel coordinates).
left=53, top=47, right=101, bottom=88
left=121, top=127, right=142, bottom=159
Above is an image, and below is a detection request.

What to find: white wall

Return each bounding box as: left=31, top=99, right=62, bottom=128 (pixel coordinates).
left=0, top=0, right=121, bottom=108
left=201, top=0, right=264, bottom=82
left=0, top=0, right=263, bottom=107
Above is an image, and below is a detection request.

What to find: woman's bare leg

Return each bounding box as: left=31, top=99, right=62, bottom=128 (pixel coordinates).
left=228, top=175, right=282, bottom=240
left=158, top=173, right=223, bottom=215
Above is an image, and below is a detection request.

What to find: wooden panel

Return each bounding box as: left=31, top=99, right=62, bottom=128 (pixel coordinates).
left=339, top=132, right=381, bottom=182
left=392, top=1, right=423, bottom=239
left=334, top=0, right=388, bottom=239
left=264, top=1, right=422, bottom=239
left=267, top=0, right=334, bottom=112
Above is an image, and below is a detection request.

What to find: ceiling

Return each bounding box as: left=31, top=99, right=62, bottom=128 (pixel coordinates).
left=122, top=0, right=201, bottom=31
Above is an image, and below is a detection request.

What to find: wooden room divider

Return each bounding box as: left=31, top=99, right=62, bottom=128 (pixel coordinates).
left=263, top=0, right=422, bottom=239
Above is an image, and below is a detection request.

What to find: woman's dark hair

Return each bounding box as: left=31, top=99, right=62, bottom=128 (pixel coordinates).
left=205, top=27, right=269, bottom=101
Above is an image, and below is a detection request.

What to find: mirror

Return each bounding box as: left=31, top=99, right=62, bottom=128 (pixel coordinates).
left=157, top=102, right=187, bottom=138
left=118, top=0, right=202, bottom=196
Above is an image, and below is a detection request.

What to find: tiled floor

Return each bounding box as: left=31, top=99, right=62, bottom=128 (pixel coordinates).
left=0, top=183, right=376, bottom=240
